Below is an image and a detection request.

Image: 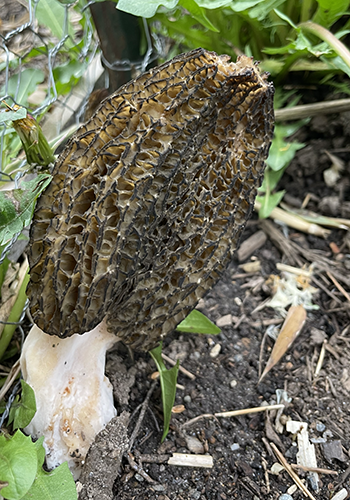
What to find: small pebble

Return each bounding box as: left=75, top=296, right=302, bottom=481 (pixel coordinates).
left=233, top=353, right=243, bottom=363
left=193, top=351, right=201, bottom=359
left=279, top=495, right=293, bottom=500
left=159, top=465, right=165, bottom=472
left=230, top=443, right=240, bottom=451
left=210, top=343, right=221, bottom=358
left=230, top=379, right=237, bottom=388
left=135, top=473, right=144, bottom=482
left=184, top=395, right=192, bottom=404
left=316, top=422, right=326, bottom=432
left=216, top=314, right=232, bottom=327
left=153, top=485, right=165, bottom=492
left=191, top=491, right=201, bottom=500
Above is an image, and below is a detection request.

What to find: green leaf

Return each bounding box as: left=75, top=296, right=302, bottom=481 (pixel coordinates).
left=8, top=380, right=36, bottom=430
left=150, top=343, right=179, bottom=442
left=267, top=126, right=305, bottom=172
left=256, top=190, right=285, bottom=218
left=0, top=108, right=26, bottom=123
left=176, top=309, right=220, bottom=334
left=230, top=0, right=266, bottom=13
left=313, top=0, right=350, bottom=29
left=273, top=8, right=298, bottom=29
left=21, top=438, right=77, bottom=500
left=0, top=174, right=52, bottom=246
left=179, top=0, right=219, bottom=31
left=196, top=0, right=232, bottom=8
left=53, top=60, right=86, bottom=96
left=117, top=0, right=179, bottom=17
left=35, top=0, right=75, bottom=48
left=5, top=70, right=45, bottom=107
left=0, top=430, right=37, bottom=500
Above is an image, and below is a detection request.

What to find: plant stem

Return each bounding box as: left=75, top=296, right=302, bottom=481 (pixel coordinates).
left=299, top=21, right=350, bottom=70
left=0, top=263, right=29, bottom=361
left=275, top=98, right=350, bottom=121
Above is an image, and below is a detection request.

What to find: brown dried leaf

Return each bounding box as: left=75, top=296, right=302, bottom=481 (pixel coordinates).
left=259, top=305, right=306, bottom=382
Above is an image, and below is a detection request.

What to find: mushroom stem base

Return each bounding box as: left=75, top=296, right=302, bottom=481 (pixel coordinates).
left=20, top=320, right=117, bottom=479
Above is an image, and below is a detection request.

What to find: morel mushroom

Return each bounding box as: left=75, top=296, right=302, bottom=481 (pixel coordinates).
left=21, top=48, right=274, bottom=477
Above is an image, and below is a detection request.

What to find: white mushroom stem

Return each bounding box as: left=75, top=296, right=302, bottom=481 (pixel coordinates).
left=20, top=319, right=117, bottom=480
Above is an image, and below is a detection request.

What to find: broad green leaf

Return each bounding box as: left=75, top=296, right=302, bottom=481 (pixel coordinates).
left=256, top=190, right=285, bottom=218
left=176, top=309, right=220, bottom=334
left=53, top=60, right=86, bottom=96
left=22, top=438, right=77, bottom=500
left=0, top=108, right=26, bottom=123
left=230, top=0, right=265, bottom=12
left=150, top=343, right=179, bottom=442
left=5, top=70, right=45, bottom=107
left=180, top=0, right=219, bottom=31
left=0, top=174, right=52, bottom=246
left=313, top=0, right=350, bottom=28
left=35, top=0, right=75, bottom=48
left=196, top=0, right=232, bottom=8
left=117, top=0, right=178, bottom=17
left=248, top=0, right=286, bottom=21
left=8, top=380, right=36, bottom=430
left=0, top=431, right=37, bottom=500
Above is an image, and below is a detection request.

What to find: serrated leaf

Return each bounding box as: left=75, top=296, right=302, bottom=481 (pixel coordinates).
left=0, top=174, right=52, bottom=246
left=0, top=430, right=37, bottom=500
left=150, top=343, right=179, bottom=442
left=21, top=438, right=76, bottom=500
left=8, top=380, right=36, bottom=430
left=176, top=309, right=220, bottom=334
left=117, top=0, right=179, bottom=17
left=5, top=70, right=45, bottom=107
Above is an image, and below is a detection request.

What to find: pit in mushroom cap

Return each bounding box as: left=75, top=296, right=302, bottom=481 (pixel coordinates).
left=21, top=48, right=274, bottom=477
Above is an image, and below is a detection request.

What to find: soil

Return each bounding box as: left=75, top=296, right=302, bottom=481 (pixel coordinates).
left=76, top=106, right=350, bottom=500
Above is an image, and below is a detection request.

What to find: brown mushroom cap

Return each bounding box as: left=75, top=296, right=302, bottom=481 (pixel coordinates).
left=27, top=48, right=274, bottom=350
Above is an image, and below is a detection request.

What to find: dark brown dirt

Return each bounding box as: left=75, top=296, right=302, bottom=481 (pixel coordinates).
left=77, top=108, right=350, bottom=500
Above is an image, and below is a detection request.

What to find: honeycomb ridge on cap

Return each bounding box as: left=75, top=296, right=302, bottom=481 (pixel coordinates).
left=27, top=47, right=274, bottom=350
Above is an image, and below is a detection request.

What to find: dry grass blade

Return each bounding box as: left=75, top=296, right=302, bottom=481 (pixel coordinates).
left=259, top=305, right=306, bottom=382
left=270, top=442, right=317, bottom=500
left=182, top=404, right=285, bottom=428
left=326, top=271, right=350, bottom=303
left=255, top=202, right=330, bottom=237
left=0, top=359, right=20, bottom=402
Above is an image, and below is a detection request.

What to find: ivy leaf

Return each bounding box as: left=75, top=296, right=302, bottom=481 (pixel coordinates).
left=8, top=380, right=36, bottom=430
left=176, top=309, right=220, bottom=334
left=150, top=343, right=179, bottom=442
left=0, top=174, right=52, bottom=246
left=21, top=438, right=77, bottom=500
left=0, top=431, right=37, bottom=500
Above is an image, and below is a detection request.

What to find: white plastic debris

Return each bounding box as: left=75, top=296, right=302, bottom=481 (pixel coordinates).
left=286, top=420, right=319, bottom=492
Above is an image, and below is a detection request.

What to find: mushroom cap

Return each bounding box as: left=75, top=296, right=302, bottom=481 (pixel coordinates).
left=27, top=48, right=274, bottom=350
